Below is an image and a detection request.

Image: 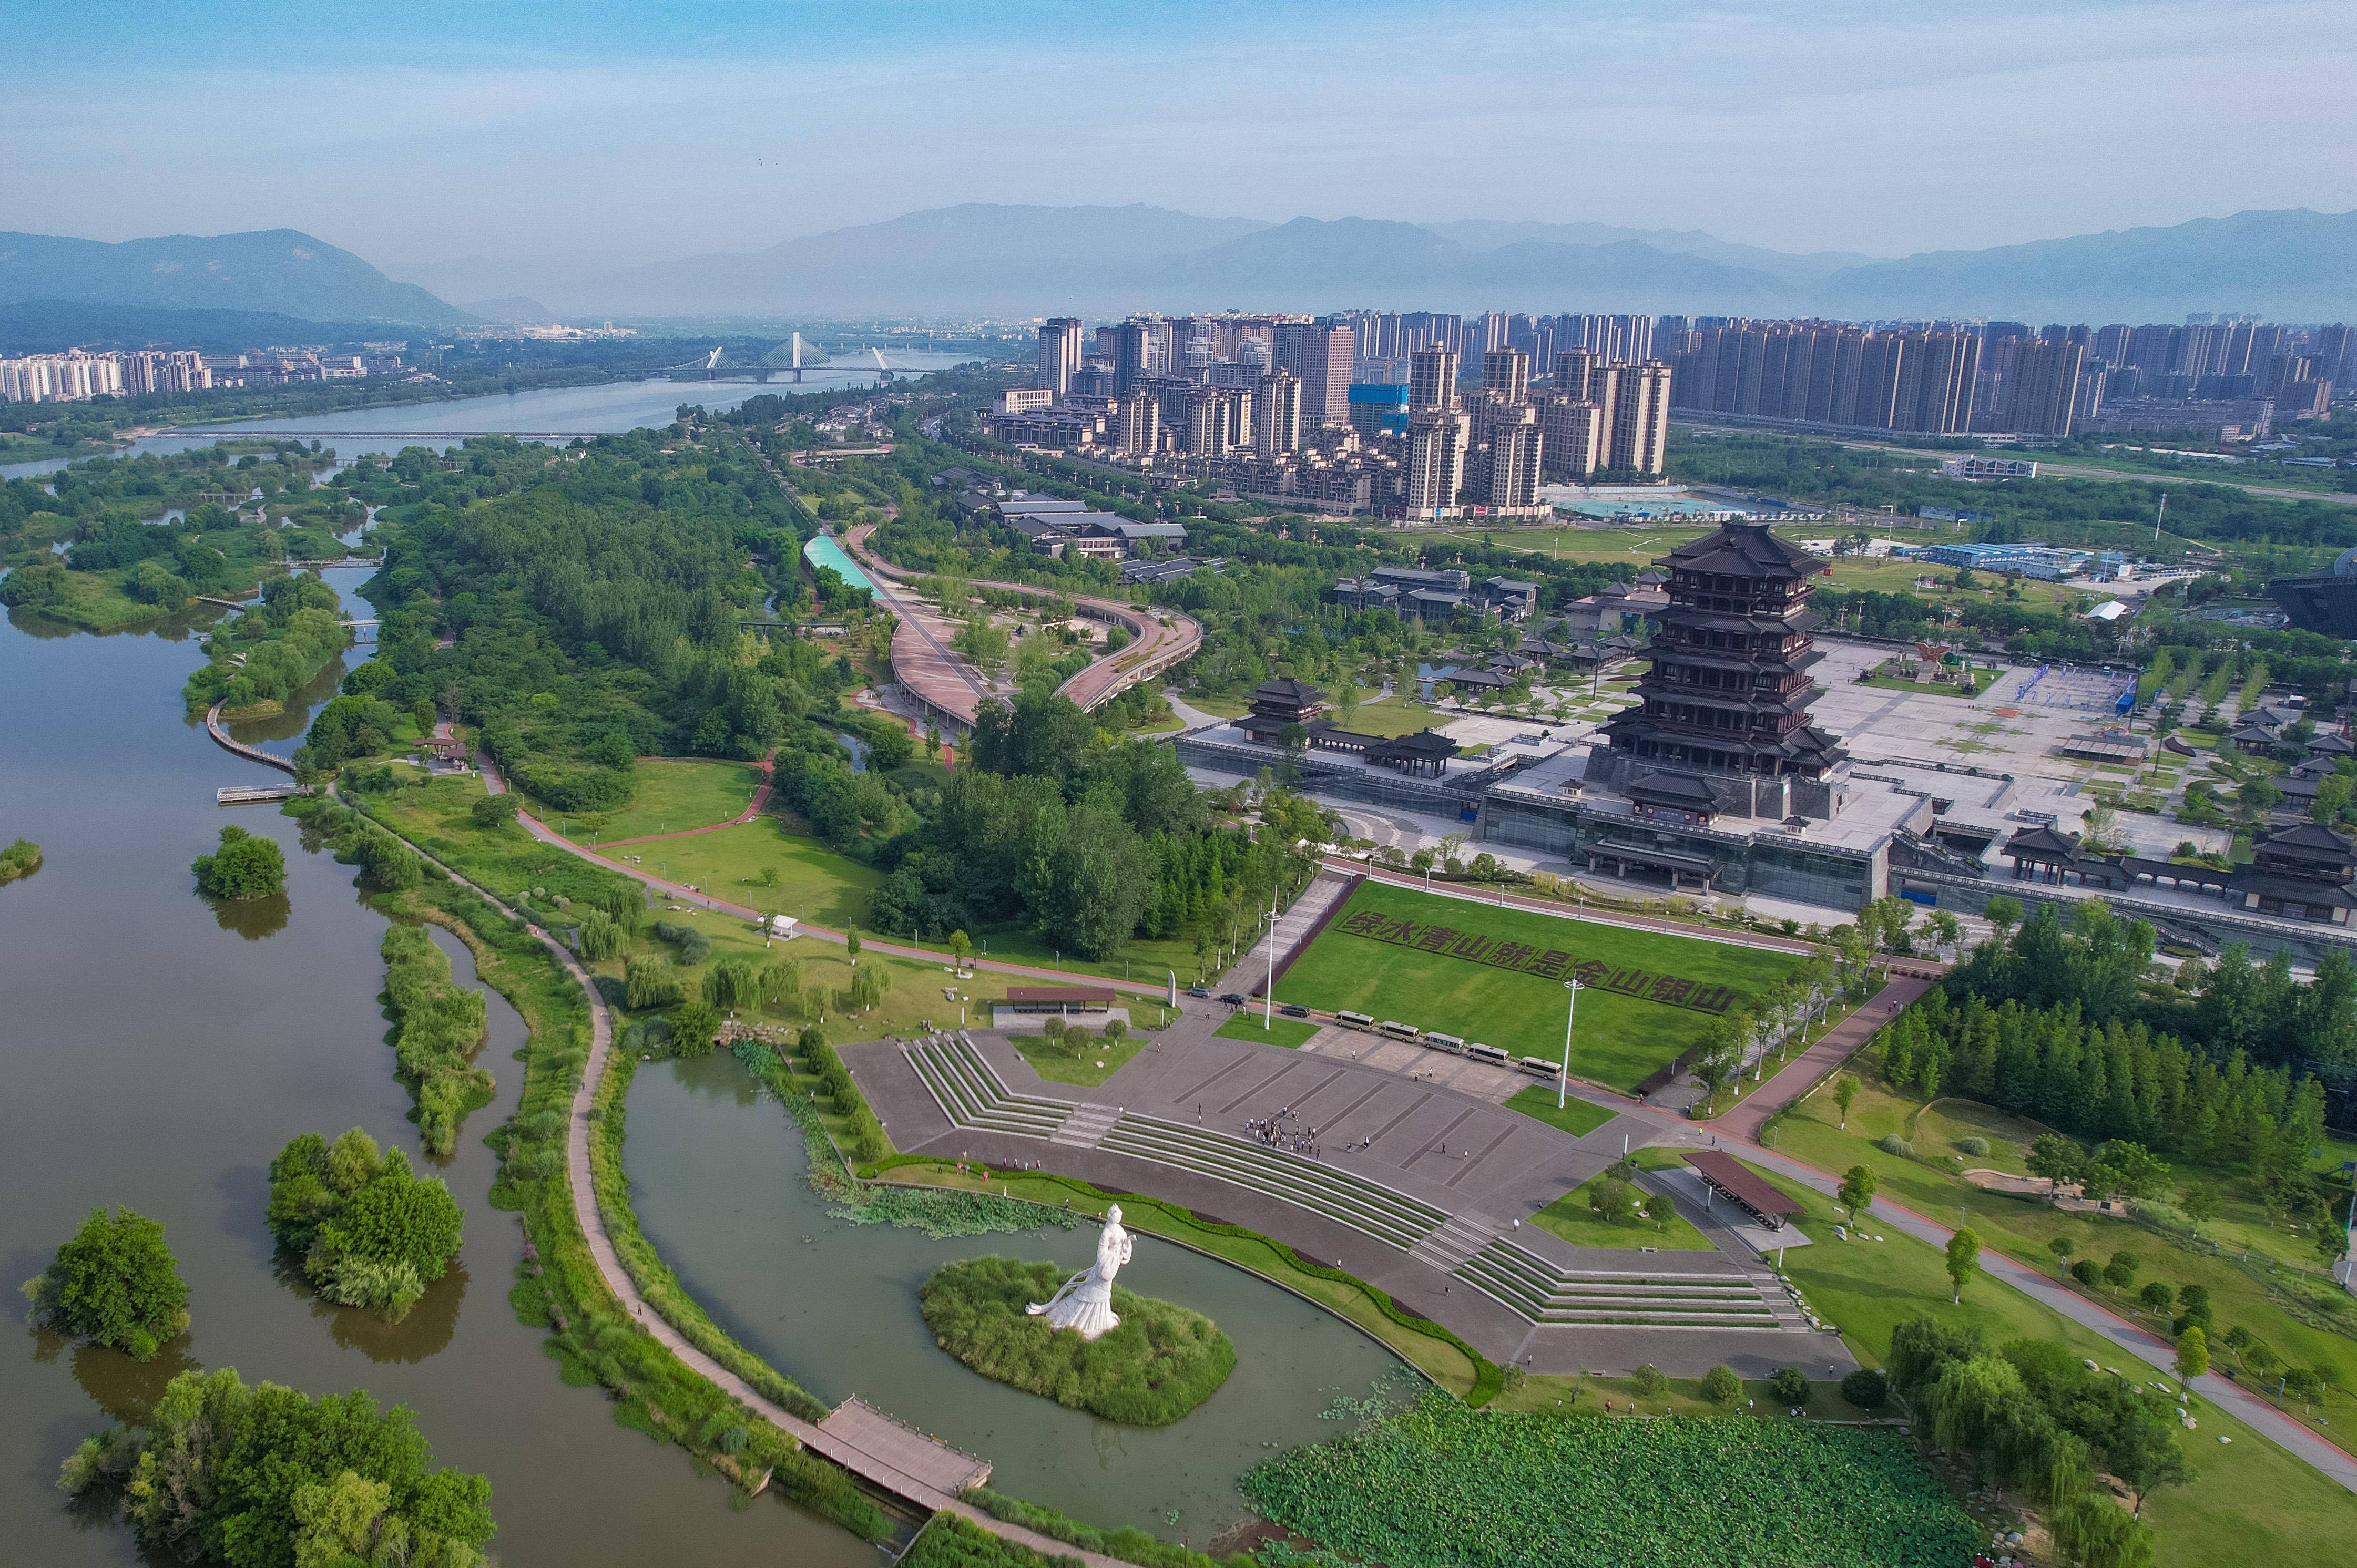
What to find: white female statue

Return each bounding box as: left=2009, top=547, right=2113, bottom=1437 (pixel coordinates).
left=1026, top=1204, right=1134, bottom=1340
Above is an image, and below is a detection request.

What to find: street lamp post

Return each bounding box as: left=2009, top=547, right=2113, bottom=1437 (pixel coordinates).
left=1558, top=978, right=1580, bottom=1110
left=1263, top=886, right=1278, bottom=1030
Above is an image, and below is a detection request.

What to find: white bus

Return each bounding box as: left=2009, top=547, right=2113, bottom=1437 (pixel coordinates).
left=1377, top=1020, right=1422, bottom=1043
left=1517, top=1055, right=1565, bottom=1079
left=1466, top=1042, right=1511, bottom=1067
left=1423, top=1032, right=1467, bottom=1055
left=1335, top=1010, right=1376, bottom=1032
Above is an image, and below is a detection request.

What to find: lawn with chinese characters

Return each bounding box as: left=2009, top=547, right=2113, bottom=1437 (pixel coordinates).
left=1275, top=884, right=1802, bottom=1092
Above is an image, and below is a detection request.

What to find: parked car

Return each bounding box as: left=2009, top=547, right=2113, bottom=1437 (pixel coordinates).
left=1219, top=992, right=1247, bottom=1006
left=1186, top=986, right=1211, bottom=999
left=1280, top=1004, right=1310, bottom=1019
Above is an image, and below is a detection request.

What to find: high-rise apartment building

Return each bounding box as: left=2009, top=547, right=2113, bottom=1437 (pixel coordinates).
left=1255, top=371, right=1302, bottom=456
left=1404, top=410, right=1468, bottom=514
left=1115, top=388, right=1159, bottom=456
left=1485, top=412, right=1542, bottom=508
left=1482, top=347, right=1529, bottom=403
left=2001, top=339, right=2084, bottom=436
left=1409, top=346, right=1460, bottom=411
left=1607, top=362, right=1671, bottom=476
left=1275, top=319, right=1354, bottom=427
left=1538, top=395, right=1602, bottom=480
left=1113, top=321, right=1154, bottom=393
left=1037, top=318, right=1085, bottom=399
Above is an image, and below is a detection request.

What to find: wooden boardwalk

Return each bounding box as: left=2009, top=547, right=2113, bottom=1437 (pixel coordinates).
left=205, top=701, right=298, bottom=775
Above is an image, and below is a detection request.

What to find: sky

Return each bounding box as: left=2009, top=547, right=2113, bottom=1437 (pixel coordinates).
left=5, top=0, right=2353, bottom=272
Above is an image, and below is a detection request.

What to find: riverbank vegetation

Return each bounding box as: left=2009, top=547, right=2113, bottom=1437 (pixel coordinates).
left=191, top=823, right=287, bottom=899
left=265, top=1128, right=465, bottom=1323
left=23, top=1206, right=189, bottom=1360
left=182, top=570, right=353, bottom=718
left=379, top=923, right=495, bottom=1156
left=57, top=1365, right=495, bottom=1568
left=1239, top=1388, right=1978, bottom=1568
left=919, top=1256, right=1236, bottom=1426
left=0, top=836, right=40, bottom=883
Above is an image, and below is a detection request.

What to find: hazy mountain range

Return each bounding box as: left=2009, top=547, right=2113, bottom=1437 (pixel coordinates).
left=0, top=230, right=473, bottom=329
left=6, top=207, right=2355, bottom=349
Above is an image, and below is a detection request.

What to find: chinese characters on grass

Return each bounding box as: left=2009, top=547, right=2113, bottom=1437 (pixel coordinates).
left=1332, top=907, right=1742, bottom=1014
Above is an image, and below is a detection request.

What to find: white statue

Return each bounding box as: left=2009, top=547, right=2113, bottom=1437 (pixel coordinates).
left=1026, top=1204, right=1134, bottom=1340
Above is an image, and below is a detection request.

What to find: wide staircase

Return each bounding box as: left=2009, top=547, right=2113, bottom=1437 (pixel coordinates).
left=896, top=1034, right=1806, bottom=1333
left=1454, top=1236, right=1810, bottom=1332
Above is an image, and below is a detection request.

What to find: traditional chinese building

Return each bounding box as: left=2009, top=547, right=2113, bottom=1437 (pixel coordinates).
left=1590, top=521, right=1849, bottom=820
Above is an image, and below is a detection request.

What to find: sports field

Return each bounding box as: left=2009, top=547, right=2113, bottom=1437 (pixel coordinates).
left=1276, top=883, right=1801, bottom=1092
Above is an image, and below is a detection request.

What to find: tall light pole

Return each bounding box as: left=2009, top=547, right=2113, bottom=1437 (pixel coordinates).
left=1262, top=886, right=1278, bottom=1030
left=1558, top=978, right=1580, bottom=1110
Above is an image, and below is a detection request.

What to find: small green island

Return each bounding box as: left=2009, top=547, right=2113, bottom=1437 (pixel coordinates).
left=192, top=823, right=287, bottom=899
left=919, top=1256, right=1234, bottom=1426
left=267, top=1128, right=465, bottom=1323
left=0, top=836, right=42, bottom=884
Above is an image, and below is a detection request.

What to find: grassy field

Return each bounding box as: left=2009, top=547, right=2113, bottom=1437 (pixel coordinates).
left=1770, top=1074, right=2357, bottom=1407
left=543, top=757, right=762, bottom=844
left=1530, top=1174, right=1715, bottom=1251
left=1502, top=1085, right=1617, bottom=1138
left=1747, top=1159, right=2357, bottom=1568
left=1213, top=1010, right=1320, bottom=1049
left=1009, top=1023, right=1151, bottom=1087
left=1276, top=883, right=1802, bottom=1092
left=591, top=817, right=880, bottom=930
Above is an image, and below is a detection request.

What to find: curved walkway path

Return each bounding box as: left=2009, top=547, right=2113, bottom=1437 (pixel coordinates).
left=844, top=522, right=1201, bottom=724
left=205, top=699, right=299, bottom=775
left=334, top=781, right=1120, bottom=1563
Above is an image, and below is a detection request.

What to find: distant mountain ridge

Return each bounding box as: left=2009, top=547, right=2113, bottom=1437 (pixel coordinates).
left=522, top=203, right=2357, bottom=322
left=21, top=206, right=2357, bottom=330
left=0, top=230, right=471, bottom=327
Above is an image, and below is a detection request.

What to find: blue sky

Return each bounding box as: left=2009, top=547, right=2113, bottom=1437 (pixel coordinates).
left=4, top=1, right=2352, bottom=268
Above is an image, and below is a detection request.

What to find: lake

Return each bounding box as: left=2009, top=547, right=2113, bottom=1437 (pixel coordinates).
left=1, top=352, right=973, bottom=480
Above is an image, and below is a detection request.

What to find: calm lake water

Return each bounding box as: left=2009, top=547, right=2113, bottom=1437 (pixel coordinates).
left=1, top=354, right=971, bottom=480
left=0, top=444, right=1401, bottom=1558
left=626, top=1053, right=1403, bottom=1539
left=0, top=602, right=871, bottom=1567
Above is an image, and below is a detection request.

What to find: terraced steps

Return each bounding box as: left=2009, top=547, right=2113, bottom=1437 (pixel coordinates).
left=891, top=1034, right=1807, bottom=1331
left=1407, top=1211, right=1502, bottom=1272
left=1051, top=1103, right=1121, bottom=1149
left=1453, top=1237, right=1805, bottom=1332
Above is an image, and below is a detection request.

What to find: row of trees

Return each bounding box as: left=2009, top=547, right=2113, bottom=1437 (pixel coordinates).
left=1878, top=988, right=2328, bottom=1185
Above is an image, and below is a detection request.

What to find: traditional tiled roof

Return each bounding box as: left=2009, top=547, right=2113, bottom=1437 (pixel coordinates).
left=1658, top=521, right=1823, bottom=578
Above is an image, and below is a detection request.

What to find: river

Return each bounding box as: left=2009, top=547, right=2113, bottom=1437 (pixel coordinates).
left=0, top=354, right=973, bottom=481
left=1, top=435, right=1404, bottom=1558
left=0, top=601, right=871, bottom=1567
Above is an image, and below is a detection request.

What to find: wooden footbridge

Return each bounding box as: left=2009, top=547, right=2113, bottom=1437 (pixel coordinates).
left=204, top=700, right=298, bottom=775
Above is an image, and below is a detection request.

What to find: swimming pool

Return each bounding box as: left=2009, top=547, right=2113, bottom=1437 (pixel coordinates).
left=802, top=531, right=876, bottom=592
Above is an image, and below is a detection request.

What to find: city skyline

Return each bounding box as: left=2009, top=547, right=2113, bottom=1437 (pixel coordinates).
left=6, top=1, right=2352, bottom=271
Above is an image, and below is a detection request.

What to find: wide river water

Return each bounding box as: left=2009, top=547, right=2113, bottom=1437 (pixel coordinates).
left=1, top=355, right=973, bottom=480
left=0, top=381, right=1401, bottom=1562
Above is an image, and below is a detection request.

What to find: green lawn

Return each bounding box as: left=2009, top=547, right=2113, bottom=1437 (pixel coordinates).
left=1750, top=1160, right=2357, bottom=1568
left=543, top=757, right=762, bottom=844
left=1771, top=1075, right=2357, bottom=1406
left=1215, top=1011, right=1320, bottom=1049
left=1276, top=883, right=1801, bottom=1092
left=599, top=817, right=880, bottom=931
left=1530, top=1173, right=1715, bottom=1251
left=1502, top=1085, right=1617, bottom=1138
left=1009, top=1024, right=1149, bottom=1087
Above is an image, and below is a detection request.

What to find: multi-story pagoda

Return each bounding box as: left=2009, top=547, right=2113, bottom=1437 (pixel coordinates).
left=1594, top=521, right=1848, bottom=818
